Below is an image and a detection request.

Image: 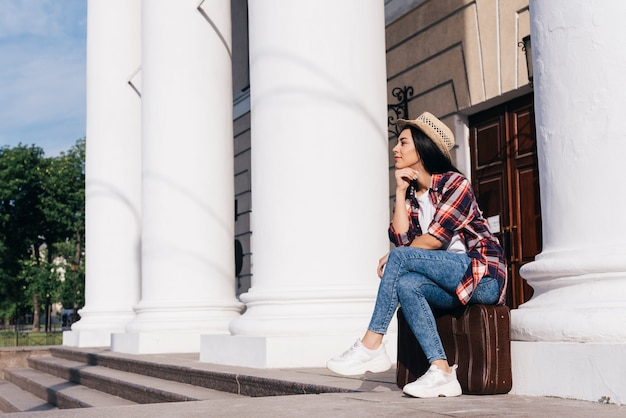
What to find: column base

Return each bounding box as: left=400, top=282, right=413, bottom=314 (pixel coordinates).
left=124, top=300, right=243, bottom=334
left=228, top=287, right=380, bottom=336
left=511, top=341, right=626, bottom=404
left=199, top=333, right=398, bottom=369
left=511, top=272, right=626, bottom=342
left=111, top=331, right=223, bottom=354
left=63, top=330, right=112, bottom=348
left=63, top=308, right=136, bottom=348
left=512, top=305, right=626, bottom=342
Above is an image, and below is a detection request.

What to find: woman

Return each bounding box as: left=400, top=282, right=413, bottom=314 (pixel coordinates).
left=326, top=112, right=507, bottom=398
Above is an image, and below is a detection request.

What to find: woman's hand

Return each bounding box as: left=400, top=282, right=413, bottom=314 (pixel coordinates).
left=394, top=168, right=418, bottom=191
left=377, top=252, right=389, bottom=278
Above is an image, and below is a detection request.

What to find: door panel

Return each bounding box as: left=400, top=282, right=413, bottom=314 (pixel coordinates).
left=517, top=167, right=541, bottom=260
left=475, top=177, right=505, bottom=220
left=469, top=94, right=540, bottom=308
left=476, top=122, right=503, bottom=169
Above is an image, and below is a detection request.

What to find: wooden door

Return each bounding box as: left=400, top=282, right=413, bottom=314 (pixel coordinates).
left=469, top=94, right=541, bottom=308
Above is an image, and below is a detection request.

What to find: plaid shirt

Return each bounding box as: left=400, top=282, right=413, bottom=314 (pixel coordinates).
left=388, top=172, right=507, bottom=305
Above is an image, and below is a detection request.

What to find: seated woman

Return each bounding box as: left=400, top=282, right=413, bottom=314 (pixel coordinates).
left=326, top=112, right=507, bottom=398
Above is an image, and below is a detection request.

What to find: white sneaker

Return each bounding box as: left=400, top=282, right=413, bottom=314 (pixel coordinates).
left=403, top=364, right=462, bottom=398
left=326, top=339, right=392, bottom=376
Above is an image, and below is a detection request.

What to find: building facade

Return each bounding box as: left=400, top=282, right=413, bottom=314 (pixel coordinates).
left=65, top=0, right=626, bottom=404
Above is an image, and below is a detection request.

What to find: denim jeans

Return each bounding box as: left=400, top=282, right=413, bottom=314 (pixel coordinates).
left=367, top=246, right=500, bottom=363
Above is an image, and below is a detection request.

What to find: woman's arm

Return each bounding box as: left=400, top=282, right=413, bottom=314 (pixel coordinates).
left=409, top=233, right=443, bottom=250
left=427, top=173, right=475, bottom=244
left=391, top=185, right=443, bottom=250
left=390, top=168, right=417, bottom=234
left=391, top=187, right=410, bottom=234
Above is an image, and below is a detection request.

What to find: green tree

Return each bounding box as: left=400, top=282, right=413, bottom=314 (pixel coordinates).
left=0, top=145, right=47, bottom=327
left=54, top=239, right=85, bottom=319
left=0, top=140, right=85, bottom=331
left=17, top=254, right=59, bottom=331
left=42, top=140, right=86, bottom=327
left=41, top=139, right=86, bottom=262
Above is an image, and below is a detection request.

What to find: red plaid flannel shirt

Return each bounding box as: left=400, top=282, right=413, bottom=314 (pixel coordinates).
left=388, top=172, right=508, bottom=305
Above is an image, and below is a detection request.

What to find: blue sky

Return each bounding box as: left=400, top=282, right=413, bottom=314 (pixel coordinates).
left=0, top=0, right=87, bottom=157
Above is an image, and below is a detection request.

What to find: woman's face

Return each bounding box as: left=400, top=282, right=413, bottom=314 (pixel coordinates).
left=393, top=128, right=420, bottom=169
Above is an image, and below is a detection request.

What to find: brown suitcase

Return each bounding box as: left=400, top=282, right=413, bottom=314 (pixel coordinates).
left=396, top=304, right=512, bottom=394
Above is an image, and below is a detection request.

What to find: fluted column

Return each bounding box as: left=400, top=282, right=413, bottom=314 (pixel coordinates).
left=511, top=0, right=626, bottom=403
left=201, top=0, right=390, bottom=367
left=64, top=0, right=142, bottom=347
left=112, top=0, right=242, bottom=354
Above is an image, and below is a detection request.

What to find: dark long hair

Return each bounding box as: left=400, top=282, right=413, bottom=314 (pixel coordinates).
left=408, top=126, right=461, bottom=175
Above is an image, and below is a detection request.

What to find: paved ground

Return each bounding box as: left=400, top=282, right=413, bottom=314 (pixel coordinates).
left=3, top=361, right=625, bottom=417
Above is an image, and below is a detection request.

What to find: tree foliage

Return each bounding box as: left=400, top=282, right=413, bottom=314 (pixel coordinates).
left=0, top=140, right=85, bottom=329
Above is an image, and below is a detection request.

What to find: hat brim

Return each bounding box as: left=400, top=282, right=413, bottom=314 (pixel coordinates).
left=396, top=119, right=418, bottom=134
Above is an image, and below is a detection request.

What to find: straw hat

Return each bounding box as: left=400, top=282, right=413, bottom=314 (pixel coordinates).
left=396, top=112, right=455, bottom=161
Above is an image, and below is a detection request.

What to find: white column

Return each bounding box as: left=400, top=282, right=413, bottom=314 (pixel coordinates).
left=112, top=0, right=242, bottom=354
left=201, top=0, right=390, bottom=368
left=64, top=0, right=142, bottom=348
left=511, top=0, right=626, bottom=403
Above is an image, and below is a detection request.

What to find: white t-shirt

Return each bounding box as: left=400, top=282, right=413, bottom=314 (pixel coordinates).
left=416, top=191, right=467, bottom=254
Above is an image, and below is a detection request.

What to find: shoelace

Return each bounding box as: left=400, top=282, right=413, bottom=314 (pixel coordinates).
left=338, top=342, right=360, bottom=359
left=417, top=367, right=444, bottom=385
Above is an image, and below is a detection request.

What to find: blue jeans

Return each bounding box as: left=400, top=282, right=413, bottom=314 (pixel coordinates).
left=367, top=246, right=500, bottom=363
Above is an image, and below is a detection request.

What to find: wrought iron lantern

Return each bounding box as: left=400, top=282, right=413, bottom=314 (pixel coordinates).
left=519, top=35, right=533, bottom=86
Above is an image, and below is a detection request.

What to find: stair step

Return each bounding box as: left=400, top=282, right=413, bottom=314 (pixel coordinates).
left=4, top=368, right=137, bottom=409
left=29, top=355, right=240, bottom=404
left=0, top=380, right=57, bottom=413
left=49, top=346, right=350, bottom=397
left=48, top=347, right=243, bottom=394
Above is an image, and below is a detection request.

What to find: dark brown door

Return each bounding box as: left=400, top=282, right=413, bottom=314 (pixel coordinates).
left=469, top=94, right=541, bottom=308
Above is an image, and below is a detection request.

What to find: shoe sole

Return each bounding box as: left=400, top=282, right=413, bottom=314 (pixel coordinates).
left=403, top=380, right=462, bottom=398
left=326, top=356, right=392, bottom=376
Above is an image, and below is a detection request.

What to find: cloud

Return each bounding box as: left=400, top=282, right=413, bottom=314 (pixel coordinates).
left=0, top=0, right=86, bottom=157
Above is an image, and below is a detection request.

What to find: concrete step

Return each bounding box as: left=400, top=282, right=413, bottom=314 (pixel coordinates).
left=28, top=355, right=240, bottom=404
left=4, top=367, right=137, bottom=409
left=48, top=347, right=247, bottom=395
left=0, top=380, right=58, bottom=413
left=48, top=346, right=351, bottom=397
